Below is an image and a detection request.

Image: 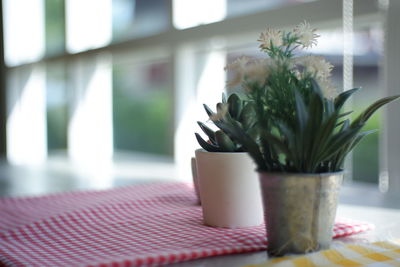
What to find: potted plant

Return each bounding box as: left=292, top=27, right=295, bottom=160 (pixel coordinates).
left=194, top=93, right=263, bottom=228
left=211, top=22, right=399, bottom=255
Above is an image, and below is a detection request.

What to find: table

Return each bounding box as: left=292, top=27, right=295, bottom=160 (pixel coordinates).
left=1, top=158, right=400, bottom=266
left=169, top=204, right=400, bottom=266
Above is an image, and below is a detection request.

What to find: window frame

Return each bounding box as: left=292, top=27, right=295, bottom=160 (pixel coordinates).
left=3, top=0, right=397, bottom=191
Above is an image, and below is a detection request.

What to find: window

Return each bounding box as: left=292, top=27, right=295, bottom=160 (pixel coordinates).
left=113, top=57, right=173, bottom=156
left=46, top=62, right=67, bottom=152
left=3, top=0, right=399, bottom=197
left=112, top=0, right=169, bottom=41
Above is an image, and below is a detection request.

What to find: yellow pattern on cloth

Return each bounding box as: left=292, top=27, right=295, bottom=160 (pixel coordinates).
left=246, top=240, right=400, bottom=267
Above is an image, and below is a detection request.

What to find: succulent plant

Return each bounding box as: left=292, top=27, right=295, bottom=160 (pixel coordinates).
left=195, top=93, right=257, bottom=152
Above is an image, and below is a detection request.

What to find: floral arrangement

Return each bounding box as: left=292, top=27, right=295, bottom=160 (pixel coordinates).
left=207, top=21, right=399, bottom=173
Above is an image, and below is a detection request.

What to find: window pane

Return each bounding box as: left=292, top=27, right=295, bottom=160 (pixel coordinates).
left=173, top=0, right=319, bottom=30
left=3, top=0, right=45, bottom=66
left=227, top=0, right=315, bottom=18
left=113, top=59, right=173, bottom=156
left=66, top=0, right=112, bottom=53
left=45, top=0, right=65, bottom=56
left=46, top=63, right=67, bottom=151
left=68, top=56, right=113, bottom=162
left=112, top=0, right=169, bottom=41
left=6, top=65, right=47, bottom=164
left=352, top=25, right=383, bottom=184
left=173, top=0, right=226, bottom=29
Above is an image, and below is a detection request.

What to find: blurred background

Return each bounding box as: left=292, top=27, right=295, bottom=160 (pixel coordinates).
left=0, top=0, right=400, bottom=203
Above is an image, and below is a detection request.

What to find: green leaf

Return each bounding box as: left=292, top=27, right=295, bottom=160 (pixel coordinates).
left=304, top=91, right=324, bottom=166
left=197, top=121, right=216, bottom=144
left=325, top=99, right=335, bottom=117
left=352, top=95, right=400, bottom=127
left=309, top=110, right=340, bottom=167
left=338, top=111, right=353, bottom=119
left=349, top=129, right=378, bottom=151
left=239, top=103, right=257, bottom=130
left=310, top=78, right=324, bottom=98
left=203, top=104, right=214, bottom=118
left=295, top=91, right=308, bottom=134
left=331, top=129, right=378, bottom=170
left=195, top=133, right=221, bottom=152
left=319, top=126, right=362, bottom=161
left=215, top=119, right=267, bottom=170
left=227, top=93, right=242, bottom=119
left=261, top=131, right=291, bottom=160
left=334, top=88, right=360, bottom=110
left=274, top=121, right=300, bottom=168
left=276, top=122, right=295, bottom=149
left=215, top=130, right=236, bottom=152
left=222, top=92, right=227, bottom=104
left=216, top=102, right=225, bottom=114
left=339, top=119, right=350, bottom=132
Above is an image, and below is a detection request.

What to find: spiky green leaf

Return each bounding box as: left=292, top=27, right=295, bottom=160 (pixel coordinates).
left=197, top=121, right=216, bottom=144
left=195, top=133, right=221, bottom=152
left=334, top=88, right=360, bottom=110
left=352, top=95, right=400, bottom=127
left=215, top=130, right=236, bottom=152
left=227, top=93, right=242, bottom=119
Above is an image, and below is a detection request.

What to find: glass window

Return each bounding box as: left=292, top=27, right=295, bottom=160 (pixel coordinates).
left=173, top=0, right=315, bottom=30
left=113, top=59, right=173, bottom=156
left=226, top=0, right=316, bottom=18
left=112, top=0, right=169, bottom=41
left=173, top=0, right=226, bottom=29
left=351, top=25, right=383, bottom=184
left=3, top=0, right=45, bottom=66
left=66, top=0, right=112, bottom=53
left=6, top=65, right=47, bottom=165
left=45, top=0, right=65, bottom=56
left=68, top=56, right=113, bottom=162
left=46, top=63, right=68, bottom=152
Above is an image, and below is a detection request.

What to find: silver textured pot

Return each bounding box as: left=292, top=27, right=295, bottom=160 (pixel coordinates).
left=258, top=171, right=343, bottom=256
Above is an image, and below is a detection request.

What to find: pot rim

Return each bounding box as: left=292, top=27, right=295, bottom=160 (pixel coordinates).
left=257, top=170, right=344, bottom=177
left=195, top=148, right=248, bottom=155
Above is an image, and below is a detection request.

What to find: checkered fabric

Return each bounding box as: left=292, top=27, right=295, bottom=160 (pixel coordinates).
left=0, top=182, right=373, bottom=267
left=247, top=240, right=400, bottom=267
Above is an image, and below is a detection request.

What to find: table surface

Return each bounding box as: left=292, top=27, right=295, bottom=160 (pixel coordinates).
left=169, top=204, right=400, bottom=267
left=1, top=158, right=400, bottom=266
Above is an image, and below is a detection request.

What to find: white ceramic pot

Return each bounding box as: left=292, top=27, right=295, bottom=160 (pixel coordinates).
left=195, top=149, right=263, bottom=228
left=191, top=157, right=201, bottom=204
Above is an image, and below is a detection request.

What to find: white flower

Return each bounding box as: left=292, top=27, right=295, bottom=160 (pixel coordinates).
left=209, top=103, right=229, bottom=122
left=225, top=57, right=270, bottom=91
left=225, top=56, right=251, bottom=88
left=294, top=21, right=319, bottom=48
left=244, top=59, right=269, bottom=84
left=318, top=78, right=337, bottom=99
left=293, top=69, right=302, bottom=80
left=225, top=56, right=250, bottom=71
left=296, top=55, right=336, bottom=98
left=258, top=28, right=283, bottom=50
left=296, top=56, right=333, bottom=81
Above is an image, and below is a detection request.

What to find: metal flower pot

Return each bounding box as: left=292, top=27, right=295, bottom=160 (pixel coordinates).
left=258, top=172, right=343, bottom=256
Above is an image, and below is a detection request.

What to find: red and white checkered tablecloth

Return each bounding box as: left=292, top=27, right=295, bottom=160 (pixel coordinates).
left=0, top=182, right=374, bottom=267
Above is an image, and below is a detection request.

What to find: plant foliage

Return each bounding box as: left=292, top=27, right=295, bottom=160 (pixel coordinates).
left=209, top=22, right=399, bottom=173
left=195, top=93, right=257, bottom=152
